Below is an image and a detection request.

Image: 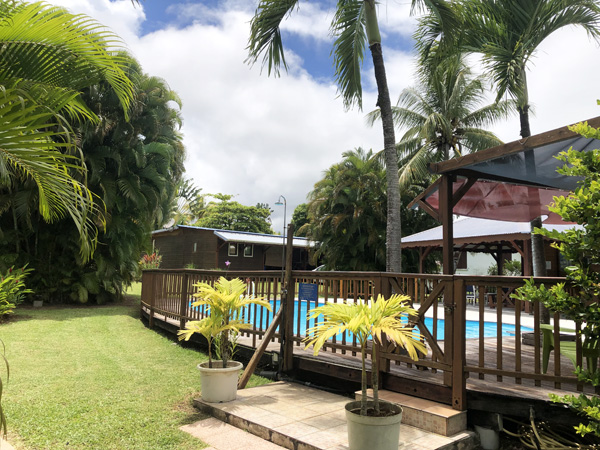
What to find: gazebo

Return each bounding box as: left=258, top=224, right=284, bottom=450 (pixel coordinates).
left=402, top=216, right=580, bottom=275
left=408, top=116, right=600, bottom=275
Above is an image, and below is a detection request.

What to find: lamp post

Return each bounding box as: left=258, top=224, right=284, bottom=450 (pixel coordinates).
left=275, top=195, right=287, bottom=283
left=274, top=195, right=287, bottom=378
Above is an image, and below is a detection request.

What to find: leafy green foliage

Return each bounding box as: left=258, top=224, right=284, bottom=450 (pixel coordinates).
left=0, top=56, right=185, bottom=304
left=0, top=266, right=32, bottom=316
left=178, top=277, right=272, bottom=367
left=0, top=1, right=136, bottom=261
left=305, top=294, right=425, bottom=416
left=302, top=148, right=438, bottom=272
left=194, top=194, right=273, bottom=234
left=511, top=121, right=600, bottom=437
left=367, top=53, right=510, bottom=192
left=487, top=259, right=522, bottom=276
left=291, top=203, right=309, bottom=236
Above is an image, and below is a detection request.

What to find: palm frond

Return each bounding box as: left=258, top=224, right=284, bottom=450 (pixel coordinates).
left=246, top=0, right=300, bottom=76
left=331, top=0, right=367, bottom=110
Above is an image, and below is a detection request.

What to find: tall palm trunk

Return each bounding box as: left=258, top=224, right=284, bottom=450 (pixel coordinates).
left=519, top=74, right=550, bottom=323
left=365, top=0, right=402, bottom=273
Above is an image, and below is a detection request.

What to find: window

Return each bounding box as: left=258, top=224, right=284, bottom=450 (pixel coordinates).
left=193, top=242, right=197, bottom=253
left=228, top=243, right=238, bottom=257
left=243, top=244, right=254, bottom=258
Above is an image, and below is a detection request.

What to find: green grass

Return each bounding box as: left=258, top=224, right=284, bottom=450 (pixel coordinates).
left=3, top=305, right=271, bottom=449
left=124, top=281, right=142, bottom=297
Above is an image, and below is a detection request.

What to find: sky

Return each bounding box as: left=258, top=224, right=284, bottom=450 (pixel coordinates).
left=42, top=0, right=600, bottom=233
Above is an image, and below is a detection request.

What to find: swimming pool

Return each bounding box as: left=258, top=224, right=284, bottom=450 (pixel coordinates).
left=197, top=299, right=532, bottom=340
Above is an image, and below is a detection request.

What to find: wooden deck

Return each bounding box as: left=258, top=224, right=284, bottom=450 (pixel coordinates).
left=142, top=306, right=591, bottom=408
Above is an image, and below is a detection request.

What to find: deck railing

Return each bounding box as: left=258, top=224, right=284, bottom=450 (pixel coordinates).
left=141, top=269, right=593, bottom=409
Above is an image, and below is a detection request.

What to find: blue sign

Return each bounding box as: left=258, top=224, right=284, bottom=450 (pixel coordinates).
left=298, top=283, right=318, bottom=302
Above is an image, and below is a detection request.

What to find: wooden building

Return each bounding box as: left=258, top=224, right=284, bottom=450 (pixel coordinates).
left=151, top=225, right=314, bottom=270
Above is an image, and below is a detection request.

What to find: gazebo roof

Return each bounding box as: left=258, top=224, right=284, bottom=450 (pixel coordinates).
left=402, top=217, right=581, bottom=253
left=409, top=116, right=600, bottom=224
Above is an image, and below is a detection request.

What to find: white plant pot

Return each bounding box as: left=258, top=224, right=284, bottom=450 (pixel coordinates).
left=345, top=400, right=402, bottom=450
left=474, top=425, right=500, bottom=450
left=198, top=361, right=243, bottom=403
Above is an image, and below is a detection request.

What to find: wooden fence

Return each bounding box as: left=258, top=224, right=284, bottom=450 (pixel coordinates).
left=141, top=269, right=594, bottom=410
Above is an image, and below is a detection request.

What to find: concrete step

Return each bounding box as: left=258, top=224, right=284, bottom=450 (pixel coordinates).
left=356, top=390, right=467, bottom=437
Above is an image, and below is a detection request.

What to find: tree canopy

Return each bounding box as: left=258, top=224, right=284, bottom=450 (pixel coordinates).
left=194, top=194, right=274, bottom=234
left=0, top=1, right=135, bottom=261
left=1, top=55, right=185, bottom=303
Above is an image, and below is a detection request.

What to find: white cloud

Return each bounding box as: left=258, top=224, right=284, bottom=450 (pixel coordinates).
left=28, top=1, right=600, bottom=234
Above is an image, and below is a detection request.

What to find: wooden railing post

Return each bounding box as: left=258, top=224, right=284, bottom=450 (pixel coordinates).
left=179, top=272, right=189, bottom=330
left=149, top=271, right=156, bottom=328
left=452, top=277, right=467, bottom=410
left=282, top=223, right=295, bottom=373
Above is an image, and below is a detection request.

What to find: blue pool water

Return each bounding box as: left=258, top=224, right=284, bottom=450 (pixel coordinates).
left=195, top=299, right=532, bottom=340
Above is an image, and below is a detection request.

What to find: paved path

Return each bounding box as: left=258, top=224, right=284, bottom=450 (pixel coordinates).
left=181, top=381, right=477, bottom=450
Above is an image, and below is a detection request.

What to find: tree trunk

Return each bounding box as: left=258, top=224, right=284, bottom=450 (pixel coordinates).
left=368, top=35, right=401, bottom=273
left=372, top=339, right=380, bottom=415
left=519, top=74, right=549, bottom=323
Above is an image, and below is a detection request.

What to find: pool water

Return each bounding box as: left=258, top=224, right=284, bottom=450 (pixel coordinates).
left=198, top=299, right=532, bottom=340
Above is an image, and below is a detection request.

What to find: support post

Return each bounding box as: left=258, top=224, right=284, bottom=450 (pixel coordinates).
left=282, top=223, right=296, bottom=373
left=179, top=272, right=189, bottom=330
left=440, top=175, right=454, bottom=275
left=440, top=174, right=454, bottom=386
left=452, top=278, right=467, bottom=410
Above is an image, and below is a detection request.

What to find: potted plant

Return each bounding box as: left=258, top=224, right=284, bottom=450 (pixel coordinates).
left=178, top=276, right=271, bottom=403
left=305, top=293, right=426, bottom=450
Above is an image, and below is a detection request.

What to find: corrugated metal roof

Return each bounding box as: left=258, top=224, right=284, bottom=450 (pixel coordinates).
left=213, top=230, right=313, bottom=248
left=151, top=225, right=314, bottom=248
left=402, top=216, right=580, bottom=245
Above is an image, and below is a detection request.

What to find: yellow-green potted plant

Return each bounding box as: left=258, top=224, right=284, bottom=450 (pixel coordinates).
left=178, top=277, right=271, bottom=403
left=305, top=293, right=425, bottom=450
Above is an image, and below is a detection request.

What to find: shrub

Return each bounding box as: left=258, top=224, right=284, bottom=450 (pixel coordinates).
left=0, top=266, right=33, bottom=316
left=139, top=251, right=162, bottom=270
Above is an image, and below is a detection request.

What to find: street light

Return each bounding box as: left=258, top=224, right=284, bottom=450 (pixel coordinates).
left=274, top=195, right=287, bottom=378
left=275, top=195, right=287, bottom=284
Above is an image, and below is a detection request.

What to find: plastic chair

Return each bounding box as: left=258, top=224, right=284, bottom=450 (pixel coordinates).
left=540, top=324, right=600, bottom=374
left=466, top=285, right=476, bottom=304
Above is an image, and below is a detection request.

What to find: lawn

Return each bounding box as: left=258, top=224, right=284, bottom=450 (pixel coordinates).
left=2, top=302, right=271, bottom=449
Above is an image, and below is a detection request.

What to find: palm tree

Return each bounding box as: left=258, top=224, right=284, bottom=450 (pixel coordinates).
left=419, top=0, right=600, bottom=280
left=303, top=148, right=387, bottom=271
left=462, top=0, right=600, bottom=280
left=0, top=1, right=134, bottom=260
left=247, top=0, right=449, bottom=273
left=367, top=54, right=512, bottom=191
left=460, top=0, right=600, bottom=139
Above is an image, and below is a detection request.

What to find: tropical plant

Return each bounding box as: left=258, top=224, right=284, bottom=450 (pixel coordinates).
left=511, top=121, right=600, bottom=438
left=305, top=294, right=426, bottom=416
left=169, top=178, right=205, bottom=226
left=0, top=266, right=32, bottom=316
left=0, top=55, right=185, bottom=304
left=487, top=259, right=522, bottom=276
left=367, top=54, right=510, bottom=191
left=178, top=277, right=272, bottom=367
left=421, top=0, right=600, bottom=280
left=247, top=0, right=449, bottom=272
left=139, top=251, right=162, bottom=271
left=195, top=194, right=274, bottom=234
left=302, top=148, right=387, bottom=271
left=0, top=1, right=135, bottom=261
left=301, top=148, right=438, bottom=272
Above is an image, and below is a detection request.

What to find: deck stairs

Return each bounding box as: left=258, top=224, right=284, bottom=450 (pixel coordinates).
left=360, top=389, right=467, bottom=437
